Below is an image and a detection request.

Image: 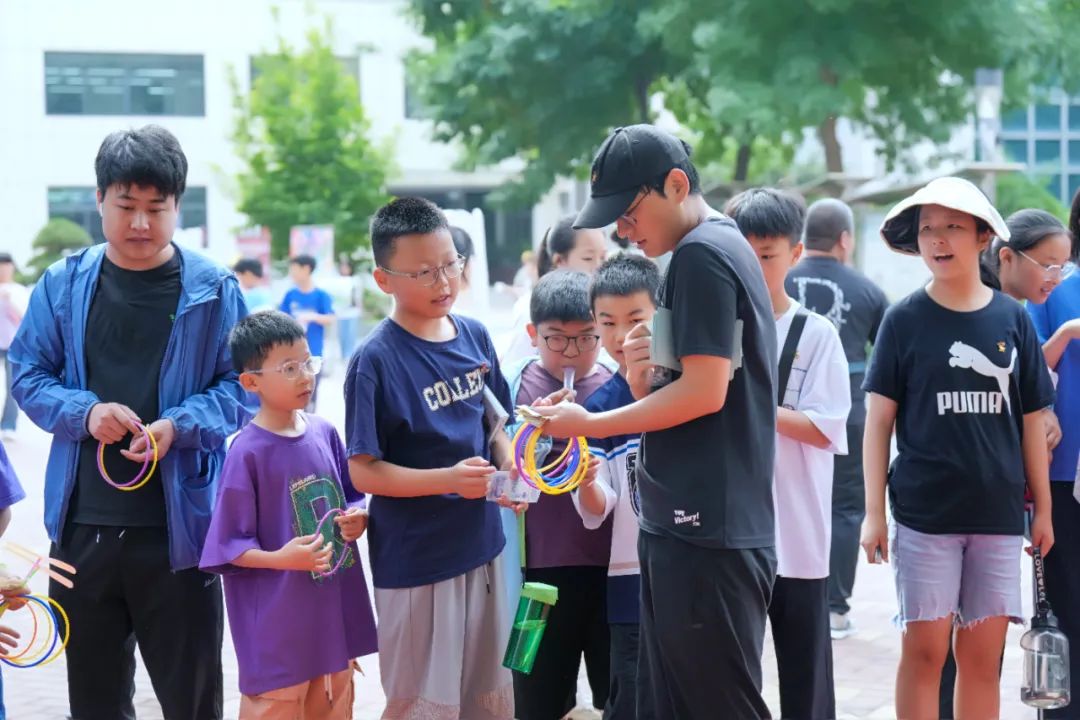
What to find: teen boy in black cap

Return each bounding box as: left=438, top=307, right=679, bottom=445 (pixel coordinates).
left=536, top=124, right=779, bottom=719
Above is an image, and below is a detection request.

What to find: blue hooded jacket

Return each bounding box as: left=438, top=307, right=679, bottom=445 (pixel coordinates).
left=9, top=243, right=254, bottom=570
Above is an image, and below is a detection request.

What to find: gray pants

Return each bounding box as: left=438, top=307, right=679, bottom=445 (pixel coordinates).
left=375, top=554, right=513, bottom=720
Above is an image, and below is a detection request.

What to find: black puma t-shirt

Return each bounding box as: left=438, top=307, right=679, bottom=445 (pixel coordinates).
left=863, top=289, right=1054, bottom=535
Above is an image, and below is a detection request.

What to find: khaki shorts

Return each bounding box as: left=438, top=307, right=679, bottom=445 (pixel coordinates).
left=240, top=666, right=355, bottom=720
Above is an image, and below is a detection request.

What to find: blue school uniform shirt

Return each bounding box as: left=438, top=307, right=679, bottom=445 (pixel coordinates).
left=280, top=287, right=334, bottom=357
left=1028, top=274, right=1080, bottom=482
left=344, top=315, right=513, bottom=589
left=584, top=373, right=642, bottom=624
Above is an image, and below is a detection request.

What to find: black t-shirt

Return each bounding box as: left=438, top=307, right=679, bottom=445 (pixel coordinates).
left=638, top=216, right=777, bottom=550
left=71, top=253, right=182, bottom=527
left=863, top=289, right=1055, bottom=535
left=785, top=255, right=888, bottom=424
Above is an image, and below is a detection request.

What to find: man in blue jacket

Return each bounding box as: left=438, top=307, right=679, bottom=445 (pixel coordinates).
left=10, top=125, right=251, bottom=720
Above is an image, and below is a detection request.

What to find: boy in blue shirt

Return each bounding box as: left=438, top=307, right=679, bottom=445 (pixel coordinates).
left=345, top=197, right=519, bottom=719
left=573, top=252, right=661, bottom=720
left=9, top=125, right=250, bottom=720
left=280, top=254, right=335, bottom=412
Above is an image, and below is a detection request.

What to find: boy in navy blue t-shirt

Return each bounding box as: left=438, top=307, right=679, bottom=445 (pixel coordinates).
left=345, top=197, right=518, bottom=719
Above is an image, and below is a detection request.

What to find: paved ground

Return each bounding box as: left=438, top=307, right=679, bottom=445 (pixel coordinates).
left=3, top=366, right=1039, bottom=719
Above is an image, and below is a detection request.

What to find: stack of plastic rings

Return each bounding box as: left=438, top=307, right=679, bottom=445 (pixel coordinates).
left=98, top=421, right=159, bottom=492
left=0, top=594, right=70, bottom=669
left=311, top=508, right=351, bottom=577
left=512, top=423, right=590, bottom=495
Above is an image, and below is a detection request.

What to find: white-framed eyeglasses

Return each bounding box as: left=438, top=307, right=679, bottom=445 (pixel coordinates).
left=248, top=356, right=323, bottom=381
left=379, top=255, right=466, bottom=287
left=1018, top=250, right=1075, bottom=280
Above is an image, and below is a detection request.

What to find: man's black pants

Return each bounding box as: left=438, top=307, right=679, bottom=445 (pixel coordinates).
left=50, top=524, right=224, bottom=720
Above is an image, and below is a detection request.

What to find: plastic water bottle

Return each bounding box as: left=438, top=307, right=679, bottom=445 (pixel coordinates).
left=503, top=582, right=558, bottom=674
left=1021, top=546, right=1070, bottom=710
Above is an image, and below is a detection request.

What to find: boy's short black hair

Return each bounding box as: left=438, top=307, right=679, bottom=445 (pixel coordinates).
left=0, top=253, right=14, bottom=265
left=233, top=258, right=264, bottom=277
left=290, top=254, right=316, bottom=272
left=590, top=253, right=660, bottom=308
left=95, top=125, right=188, bottom=201
left=530, top=270, right=592, bottom=326
left=370, top=197, right=449, bottom=267
left=724, top=187, right=807, bottom=245
left=229, top=310, right=307, bottom=373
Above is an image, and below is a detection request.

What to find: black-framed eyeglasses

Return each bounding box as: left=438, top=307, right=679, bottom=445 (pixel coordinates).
left=619, top=189, right=650, bottom=228
left=379, top=255, right=466, bottom=287
left=541, top=334, right=600, bottom=354
left=1018, top=250, right=1075, bottom=281
left=247, top=356, right=323, bottom=381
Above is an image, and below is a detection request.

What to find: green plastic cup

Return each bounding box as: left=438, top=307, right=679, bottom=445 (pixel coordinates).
left=503, top=582, right=558, bottom=674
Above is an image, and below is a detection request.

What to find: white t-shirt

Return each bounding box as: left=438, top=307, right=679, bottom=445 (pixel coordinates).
left=0, top=282, right=30, bottom=351
left=773, top=300, right=851, bottom=579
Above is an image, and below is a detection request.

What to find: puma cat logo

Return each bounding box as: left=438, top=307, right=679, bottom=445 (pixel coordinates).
left=944, top=341, right=1017, bottom=415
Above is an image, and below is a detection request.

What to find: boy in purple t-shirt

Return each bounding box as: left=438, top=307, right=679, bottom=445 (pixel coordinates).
left=501, top=270, right=613, bottom=720
left=346, top=197, right=518, bottom=719
left=201, top=311, right=376, bottom=718
left=0, top=442, right=25, bottom=720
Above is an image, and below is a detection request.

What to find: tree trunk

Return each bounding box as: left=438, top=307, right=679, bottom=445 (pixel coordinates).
left=818, top=115, right=843, bottom=174
left=734, top=143, right=752, bottom=182
left=634, top=74, right=650, bottom=125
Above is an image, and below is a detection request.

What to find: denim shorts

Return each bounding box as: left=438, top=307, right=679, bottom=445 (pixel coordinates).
left=890, top=522, right=1023, bottom=630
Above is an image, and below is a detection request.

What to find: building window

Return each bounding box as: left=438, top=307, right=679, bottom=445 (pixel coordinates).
left=404, top=69, right=431, bottom=120
left=1036, top=139, right=1061, bottom=166
left=47, top=186, right=207, bottom=245
left=1035, top=103, right=1062, bottom=132
left=249, top=54, right=359, bottom=93
left=1003, top=139, right=1028, bottom=163
left=1070, top=174, right=1080, bottom=202
left=45, top=52, right=205, bottom=116
left=1002, top=107, right=1028, bottom=132
left=1000, top=92, right=1080, bottom=205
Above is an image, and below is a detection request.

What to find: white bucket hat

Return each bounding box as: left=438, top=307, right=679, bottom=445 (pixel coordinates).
left=879, top=176, right=1010, bottom=255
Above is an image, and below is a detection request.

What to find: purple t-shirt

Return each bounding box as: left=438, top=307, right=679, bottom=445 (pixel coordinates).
left=517, top=361, right=613, bottom=569
left=0, top=442, right=24, bottom=509
left=345, top=315, right=513, bottom=589
left=200, top=415, right=377, bottom=696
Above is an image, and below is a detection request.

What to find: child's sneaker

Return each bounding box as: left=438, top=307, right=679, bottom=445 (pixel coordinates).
left=830, top=611, right=857, bottom=640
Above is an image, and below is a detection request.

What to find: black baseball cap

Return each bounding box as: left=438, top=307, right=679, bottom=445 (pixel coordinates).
left=574, top=124, right=692, bottom=229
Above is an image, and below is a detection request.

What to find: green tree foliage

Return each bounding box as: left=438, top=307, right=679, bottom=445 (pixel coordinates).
left=231, top=17, right=392, bottom=258
left=996, top=173, right=1069, bottom=223
left=406, top=0, right=672, bottom=204
left=408, top=0, right=1036, bottom=199
left=27, top=218, right=92, bottom=281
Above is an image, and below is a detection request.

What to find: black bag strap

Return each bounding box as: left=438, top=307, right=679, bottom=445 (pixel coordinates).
left=777, top=309, right=809, bottom=406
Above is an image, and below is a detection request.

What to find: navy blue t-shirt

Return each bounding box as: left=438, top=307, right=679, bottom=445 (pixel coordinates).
left=864, top=290, right=1054, bottom=535
left=344, top=315, right=512, bottom=588
left=586, top=373, right=642, bottom=624
left=280, top=287, right=334, bottom=357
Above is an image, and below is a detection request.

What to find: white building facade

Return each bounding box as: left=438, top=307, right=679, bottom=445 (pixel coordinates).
left=0, top=0, right=577, bottom=282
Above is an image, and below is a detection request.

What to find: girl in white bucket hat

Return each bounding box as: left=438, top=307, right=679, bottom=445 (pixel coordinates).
left=862, top=176, right=1056, bottom=719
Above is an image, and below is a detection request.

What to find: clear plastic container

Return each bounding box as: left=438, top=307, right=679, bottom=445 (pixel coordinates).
left=1021, top=624, right=1070, bottom=709
left=503, top=582, right=558, bottom=674
left=1021, top=546, right=1071, bottom=710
